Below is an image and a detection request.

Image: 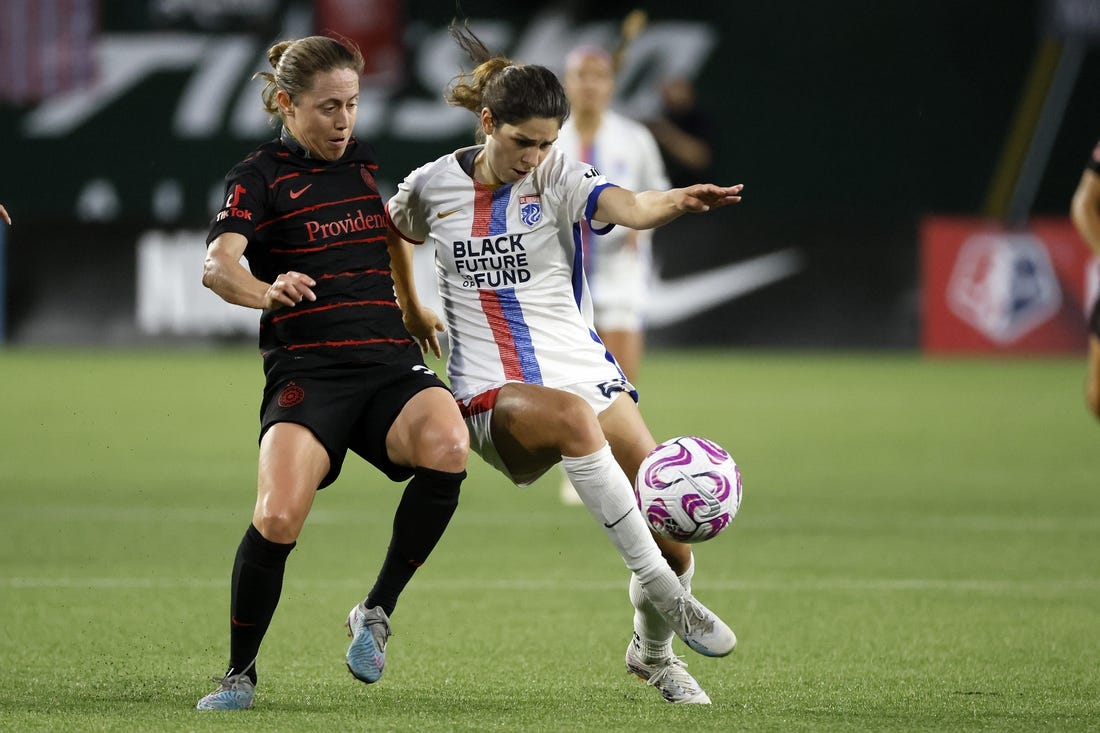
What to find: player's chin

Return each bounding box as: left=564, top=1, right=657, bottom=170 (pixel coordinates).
left=322, top=140, right=349, bottom=160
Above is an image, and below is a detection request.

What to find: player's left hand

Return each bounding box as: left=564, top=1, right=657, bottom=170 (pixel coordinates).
left=676, top=183, right=744, bottom=212
left=403, top=305, right=446, bottom=358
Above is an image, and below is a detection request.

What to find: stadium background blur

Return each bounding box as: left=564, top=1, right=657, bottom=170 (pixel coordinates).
left=1, top=0, right=1098, bottom=349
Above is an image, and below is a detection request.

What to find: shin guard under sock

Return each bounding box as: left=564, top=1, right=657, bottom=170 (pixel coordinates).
left=228, top=523, right=295, bottom=683
left=366, top=467, right=465, bottom=616
left=561, top=443, right=682, bottom=605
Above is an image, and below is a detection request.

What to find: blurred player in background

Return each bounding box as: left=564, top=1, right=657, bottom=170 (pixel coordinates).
left=384, top=20, right=744, bottom=704
left=556, top=40, right=668, bottom=505
left=1070, top=138, right=1100, bottom=421
left=646, top=76, right=716, bottom=189
left=558, top=13, right=665, bottom=385
left=195, top=35, right=469, bottom=710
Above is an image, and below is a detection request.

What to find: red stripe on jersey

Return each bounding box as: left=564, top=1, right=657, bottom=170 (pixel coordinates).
left=270, top=300, right=399, bottom=323
left=283, top=337, right=413, bottom=352
left=270, top=234, right=385, bottom=254
left=255, top=194, right=381, bottom=231
left=270, top=172, right=302, bottom=187
left=457, top=387, right=501, bottom=418
left=478, top=289, right=525, bottom=380
left=269, top=167, right=328, bottom=188
left=471, top=181, right=495, bottom=237
left=318, top=269, right=390, bottom=280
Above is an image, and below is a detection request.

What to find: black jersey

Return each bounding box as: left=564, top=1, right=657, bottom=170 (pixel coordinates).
left=208, top=133, right=419, bottom=380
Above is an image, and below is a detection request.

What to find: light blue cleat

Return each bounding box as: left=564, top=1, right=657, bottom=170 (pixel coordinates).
left=345, top=603, right=391, bottom=684
left=195, top=662, right=256, bottom=710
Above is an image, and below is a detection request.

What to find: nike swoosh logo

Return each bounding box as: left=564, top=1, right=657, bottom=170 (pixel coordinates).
left=603, top=508, right=634, bottom=529
left=644, top=248, right=804, bottom=327
left=289, top=184, right=312, bottom=199
left=231, top=615, right=257, bottom=628
left=436, top=208, right=462, bottom=219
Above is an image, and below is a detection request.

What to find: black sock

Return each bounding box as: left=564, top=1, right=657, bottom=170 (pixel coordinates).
left=228, top=523, right=295, bottom=684
left=366, top=467, right=464, bottom=616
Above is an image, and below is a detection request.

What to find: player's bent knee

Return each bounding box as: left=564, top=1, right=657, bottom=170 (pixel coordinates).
left=415, top=420, right=469, bottom=472
left=254, top=511, right=306, bottom=544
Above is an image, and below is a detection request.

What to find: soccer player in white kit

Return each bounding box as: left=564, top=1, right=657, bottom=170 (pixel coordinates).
left=385, top=22, right=743, bottom=704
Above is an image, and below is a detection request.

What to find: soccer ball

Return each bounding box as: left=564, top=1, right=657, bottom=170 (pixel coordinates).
left=634, top=436, right=742, bottom=543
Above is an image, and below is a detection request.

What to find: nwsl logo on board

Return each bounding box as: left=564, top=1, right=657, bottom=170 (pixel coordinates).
left=519, top=195, right=541, bottom=227
left=946, top=232, right=1062, bottom=343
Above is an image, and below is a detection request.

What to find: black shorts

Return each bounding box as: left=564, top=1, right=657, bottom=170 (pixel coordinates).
left=1091, top=298, right=1100, bottom=340
left=259, top=358, right=450, bottom=488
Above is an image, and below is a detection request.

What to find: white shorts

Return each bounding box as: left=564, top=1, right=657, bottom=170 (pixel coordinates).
left=589, top=240, right=650, bottom=332
left=457, top=378, right=637, bottom=487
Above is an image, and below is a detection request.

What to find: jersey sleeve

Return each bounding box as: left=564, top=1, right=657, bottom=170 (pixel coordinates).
left=545, top=148, right=618, bottom=235
left=385, top=163, right=432, bottom=244
left=206, top=162, right=267, bottom=245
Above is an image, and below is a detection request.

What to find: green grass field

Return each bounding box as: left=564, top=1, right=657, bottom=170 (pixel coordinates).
left=1, top=347, right=1097, bottom=732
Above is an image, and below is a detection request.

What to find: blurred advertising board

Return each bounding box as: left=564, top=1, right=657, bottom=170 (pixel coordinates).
left=921, top=216, right=1098, bottom=353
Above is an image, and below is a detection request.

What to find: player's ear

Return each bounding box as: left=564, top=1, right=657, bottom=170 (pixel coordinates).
left=276, top=89, right=294, bottom=117
left=479, top=108, right=494, bottom=136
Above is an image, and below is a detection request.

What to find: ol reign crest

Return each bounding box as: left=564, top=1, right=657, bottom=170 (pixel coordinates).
left=519, top=195, right=542, bottom=226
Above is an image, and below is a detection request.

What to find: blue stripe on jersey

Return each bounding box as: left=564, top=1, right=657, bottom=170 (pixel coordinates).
left=490, top=184, right=511, bottom=235
left=571, top=221, right=585, bottom=307
left=498, top=287, right=543, bottom=384
left=584, top=182, right=618, bottom=235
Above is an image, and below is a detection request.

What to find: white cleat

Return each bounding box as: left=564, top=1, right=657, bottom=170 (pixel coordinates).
left=626, top=634, right=711, bottom=704
left=658, top=592, right=736, bottom=657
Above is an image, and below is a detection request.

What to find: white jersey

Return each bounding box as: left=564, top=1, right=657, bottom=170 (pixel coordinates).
left=386, top=144, right=630, bottom=402
left=557, top=110, right=669, bottom=327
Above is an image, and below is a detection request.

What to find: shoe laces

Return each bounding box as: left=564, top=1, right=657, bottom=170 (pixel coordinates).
left=645, top=655, right=696, bottom=692
left=211, top=660, right=255, bottom=689
left=357, top=607, right=392, bottom=649
left=674, top=594, right=715, bottom=636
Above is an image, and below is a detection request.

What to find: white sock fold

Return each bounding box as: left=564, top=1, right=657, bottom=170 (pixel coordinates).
left=630, top=554, right=695, bottom=659
left=561, top=443, right=682, bottom=603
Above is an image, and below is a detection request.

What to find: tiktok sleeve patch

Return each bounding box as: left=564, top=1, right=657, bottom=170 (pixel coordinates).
left=207, top=168, right=265, bottom=244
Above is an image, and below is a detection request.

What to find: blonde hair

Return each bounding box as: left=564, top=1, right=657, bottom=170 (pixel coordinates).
left=254, top=35, right=365, bottom=124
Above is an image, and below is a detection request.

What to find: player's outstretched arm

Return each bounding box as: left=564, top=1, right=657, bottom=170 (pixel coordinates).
left=1071, top=168, right=1100, bottom=255
left=386, top=228, right=445, bottom=358
left=594, top=183, right=743, bottom=231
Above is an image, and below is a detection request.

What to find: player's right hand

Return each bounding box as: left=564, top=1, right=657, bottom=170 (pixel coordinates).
left=403, top=305, right=446, bottom=358
left=265, top=271, right=316, bottom=309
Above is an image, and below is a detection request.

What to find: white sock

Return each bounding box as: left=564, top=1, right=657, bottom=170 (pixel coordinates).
left=561, top=443, right=682, bottom=604
left=630, top=555, right=695, bottom=661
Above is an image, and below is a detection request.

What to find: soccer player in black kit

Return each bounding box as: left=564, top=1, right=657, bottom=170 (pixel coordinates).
left=195, top=35, right=469, bottom=710
left=1071, top=139, right=1100, bottom=422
